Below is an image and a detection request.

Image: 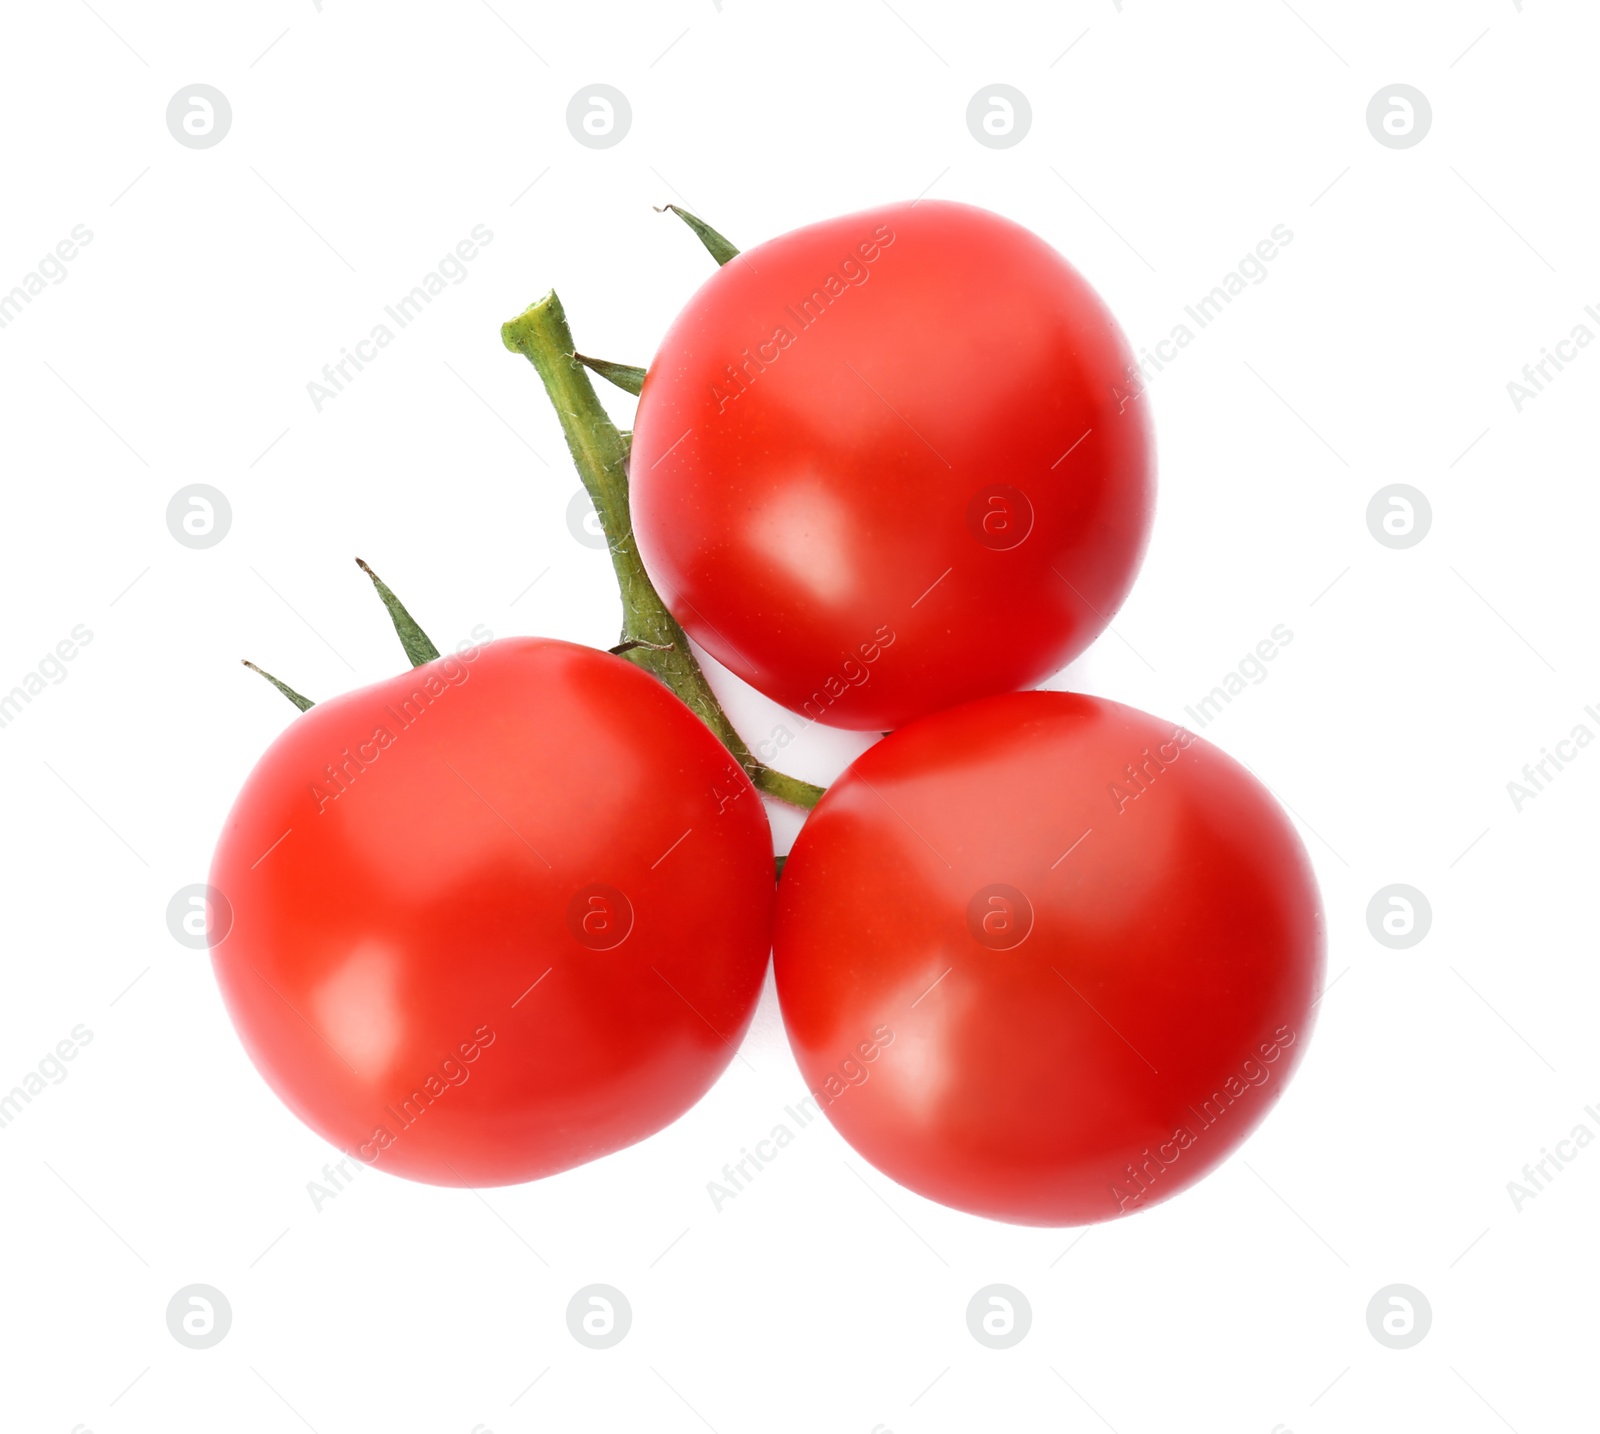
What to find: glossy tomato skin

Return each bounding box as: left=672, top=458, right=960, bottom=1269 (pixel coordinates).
left=773, top=691, right=1323, bottom=1226
left=209, top=637, right=773, bottom=1187
left=631, top=200, right=1154, bottom=731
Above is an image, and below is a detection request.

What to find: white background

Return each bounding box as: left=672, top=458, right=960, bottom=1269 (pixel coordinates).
left=2, top=2, right=1596, bottom=1430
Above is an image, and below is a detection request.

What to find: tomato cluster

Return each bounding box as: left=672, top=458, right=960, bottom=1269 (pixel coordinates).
left=209, top=200, right=1320, bottom=1226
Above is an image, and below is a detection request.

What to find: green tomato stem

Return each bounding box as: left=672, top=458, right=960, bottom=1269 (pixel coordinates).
left=501, top=290, right=822, bottom=812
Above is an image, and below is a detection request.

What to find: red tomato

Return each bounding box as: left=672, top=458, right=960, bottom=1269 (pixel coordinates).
left=208, top=638, right=774, bottom=1187
left=630, top=200, right=1154, bottom=731
left=773, top=691, right=1323, bottom=1226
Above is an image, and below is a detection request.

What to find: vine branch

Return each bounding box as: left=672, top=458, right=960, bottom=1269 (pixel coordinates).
left=501, top=291, right=822, bottom=810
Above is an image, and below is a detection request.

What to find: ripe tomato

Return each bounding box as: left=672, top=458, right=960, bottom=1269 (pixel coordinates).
left=630, top=200, right=1154, bottom=731
left=773, top=691, right=1323, bottom=1226
left=208, top=638, right=774, bottom=1187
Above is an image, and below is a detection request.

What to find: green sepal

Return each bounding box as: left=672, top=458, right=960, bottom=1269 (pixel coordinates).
left=657, top=204, right=739, bottom=265
left=356, top=557, right=441, bottom=667
left=575, top=353, right=646, bottom=396
left=242, top=660, right=314, bottom=712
